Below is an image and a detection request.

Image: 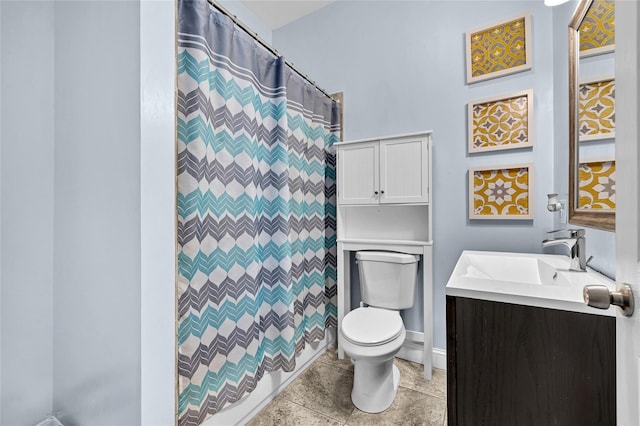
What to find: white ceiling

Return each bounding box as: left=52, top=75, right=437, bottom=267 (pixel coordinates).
left=240, top=0, right=336, bottom=30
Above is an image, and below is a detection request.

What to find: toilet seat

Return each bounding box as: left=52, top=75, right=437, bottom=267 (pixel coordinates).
left=341, top=307, right=403, bottom=347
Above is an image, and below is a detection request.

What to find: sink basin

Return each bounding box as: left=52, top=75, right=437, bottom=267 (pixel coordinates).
left=446, top=251, right=616, bottom=315
left=457, top=252, right=568, bottom=286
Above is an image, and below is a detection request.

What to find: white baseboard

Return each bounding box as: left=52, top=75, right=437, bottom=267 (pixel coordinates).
left=432, top=347, right=447, bottom=370
left=204, top=328, right=336, bottom=426
left=396, top=339, right=425, bottom=364
left=396, top=330, right=447, bottom=371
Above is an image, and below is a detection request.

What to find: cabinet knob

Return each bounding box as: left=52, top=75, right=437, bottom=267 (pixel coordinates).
left=374, top=191, right=379, bottom=195
left=381, top=190, right=385, bottom=194
left=583, top=283, right=634, bottom=316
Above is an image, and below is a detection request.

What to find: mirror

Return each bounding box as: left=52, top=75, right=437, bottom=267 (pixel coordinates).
left=568, top=0, right=616, bottom=231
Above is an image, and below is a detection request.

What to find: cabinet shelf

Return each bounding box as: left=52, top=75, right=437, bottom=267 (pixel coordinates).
left=339, top=202, right=430, bottom=207
left=338, top=238, right=432, bottom=246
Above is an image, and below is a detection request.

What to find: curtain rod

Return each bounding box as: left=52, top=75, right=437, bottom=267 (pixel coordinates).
left=206, top=0, right=335, bottom=101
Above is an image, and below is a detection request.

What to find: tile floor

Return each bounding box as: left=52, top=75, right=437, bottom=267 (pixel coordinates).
left=248, top=346, right=448, bottom=426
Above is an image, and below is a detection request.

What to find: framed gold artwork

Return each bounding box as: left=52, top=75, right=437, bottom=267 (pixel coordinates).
left=579, top=0, right=615, bottom=58
left=466, top=13, right=532, bottom=84
left=468, top=89, right=534, bottom=153
left=578, top=158, right=615, bottom=210
left=469, top=163, right=534, bottom=220
left=578, top=75, right=615, bottom=142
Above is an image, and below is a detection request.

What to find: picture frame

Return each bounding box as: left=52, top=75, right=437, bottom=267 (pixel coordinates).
left=578, top=75, right=615, bottom=142
left=468, top=89, right=534, bottom=153
left=466, top=13, right=532, bottom=84
left=469, top=163, right=534, bottom=220
left=578, top=158, right=615, bottom=210
left=579, top=0, right=615, bottom=58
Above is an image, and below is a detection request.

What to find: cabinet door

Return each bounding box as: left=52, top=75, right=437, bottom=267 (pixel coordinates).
left=379, top=136, right=429, bottom=204
left=447, top=296, right=615, bottom=426
left=337, top=141, right=379, bottom=205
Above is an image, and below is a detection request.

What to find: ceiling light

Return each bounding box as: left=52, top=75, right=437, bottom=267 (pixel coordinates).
left=544, top=0, right=570, bottom=6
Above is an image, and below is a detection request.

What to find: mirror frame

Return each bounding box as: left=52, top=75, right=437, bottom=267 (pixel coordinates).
left=568, top=0, right=615, bottom=232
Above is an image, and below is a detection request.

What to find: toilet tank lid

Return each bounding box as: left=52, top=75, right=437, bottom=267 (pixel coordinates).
left=355, top=251, right=419, bottom=264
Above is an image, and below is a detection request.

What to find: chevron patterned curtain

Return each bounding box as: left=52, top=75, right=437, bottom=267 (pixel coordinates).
left=285, top=71, right=339, bottom=349
left=176, top=1, right=339, bottom=425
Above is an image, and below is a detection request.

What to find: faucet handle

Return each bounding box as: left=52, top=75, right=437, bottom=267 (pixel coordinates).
left=567, top=228, right=585, bottom=237
left=546, top=229, right=566, bottom=234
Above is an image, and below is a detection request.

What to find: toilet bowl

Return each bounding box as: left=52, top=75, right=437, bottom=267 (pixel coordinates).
left=339, top=307, right=407, bottom=413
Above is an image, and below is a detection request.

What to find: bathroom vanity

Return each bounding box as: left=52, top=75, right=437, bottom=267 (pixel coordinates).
left=446, top=251, right=616, bottom=426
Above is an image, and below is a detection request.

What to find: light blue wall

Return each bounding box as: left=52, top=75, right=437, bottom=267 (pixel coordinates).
left=1, top=2, right=142, bottom=424
left=552, top=0, right=616, bottom=278
left=0, top=2, right=55, bottom=424
left=53, top=1, right=141, bottom=424
left=274, top=1, right=577, bottom=350
left=219, top=0, right=273, bottom=44
left=551, top=1, right=574, bottom=231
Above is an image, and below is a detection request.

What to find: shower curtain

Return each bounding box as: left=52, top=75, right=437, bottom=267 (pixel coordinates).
left=176, top=1, right=340, bottom=424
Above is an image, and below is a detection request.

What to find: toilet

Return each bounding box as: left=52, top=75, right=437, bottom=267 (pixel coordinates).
left=338, top=250, right=420, bottom=413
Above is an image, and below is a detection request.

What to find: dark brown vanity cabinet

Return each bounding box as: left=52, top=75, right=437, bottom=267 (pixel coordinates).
left=446, top=296, right=615, bottom=426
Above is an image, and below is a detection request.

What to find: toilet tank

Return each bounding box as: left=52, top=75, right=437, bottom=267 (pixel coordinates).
left=356, top=251, right=419, bottom=310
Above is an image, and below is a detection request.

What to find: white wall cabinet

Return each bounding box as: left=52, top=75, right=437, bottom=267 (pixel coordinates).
left=335, top=131, right=434, bottom=380
left=337, top=141, right=379, bottom=204
left=337, top=134, right=429, bottom=205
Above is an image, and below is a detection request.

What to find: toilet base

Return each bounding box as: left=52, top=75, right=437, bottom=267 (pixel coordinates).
left=351, top=358, right=400, bottom=413
left=338, top=321, right=406, bottom=413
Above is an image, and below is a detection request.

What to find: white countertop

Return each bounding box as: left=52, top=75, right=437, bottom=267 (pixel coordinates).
left=445, top=250, right=617, bottom=316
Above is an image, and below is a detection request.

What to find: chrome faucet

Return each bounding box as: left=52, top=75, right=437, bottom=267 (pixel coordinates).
left=542, top=228, right=586, bottom=271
